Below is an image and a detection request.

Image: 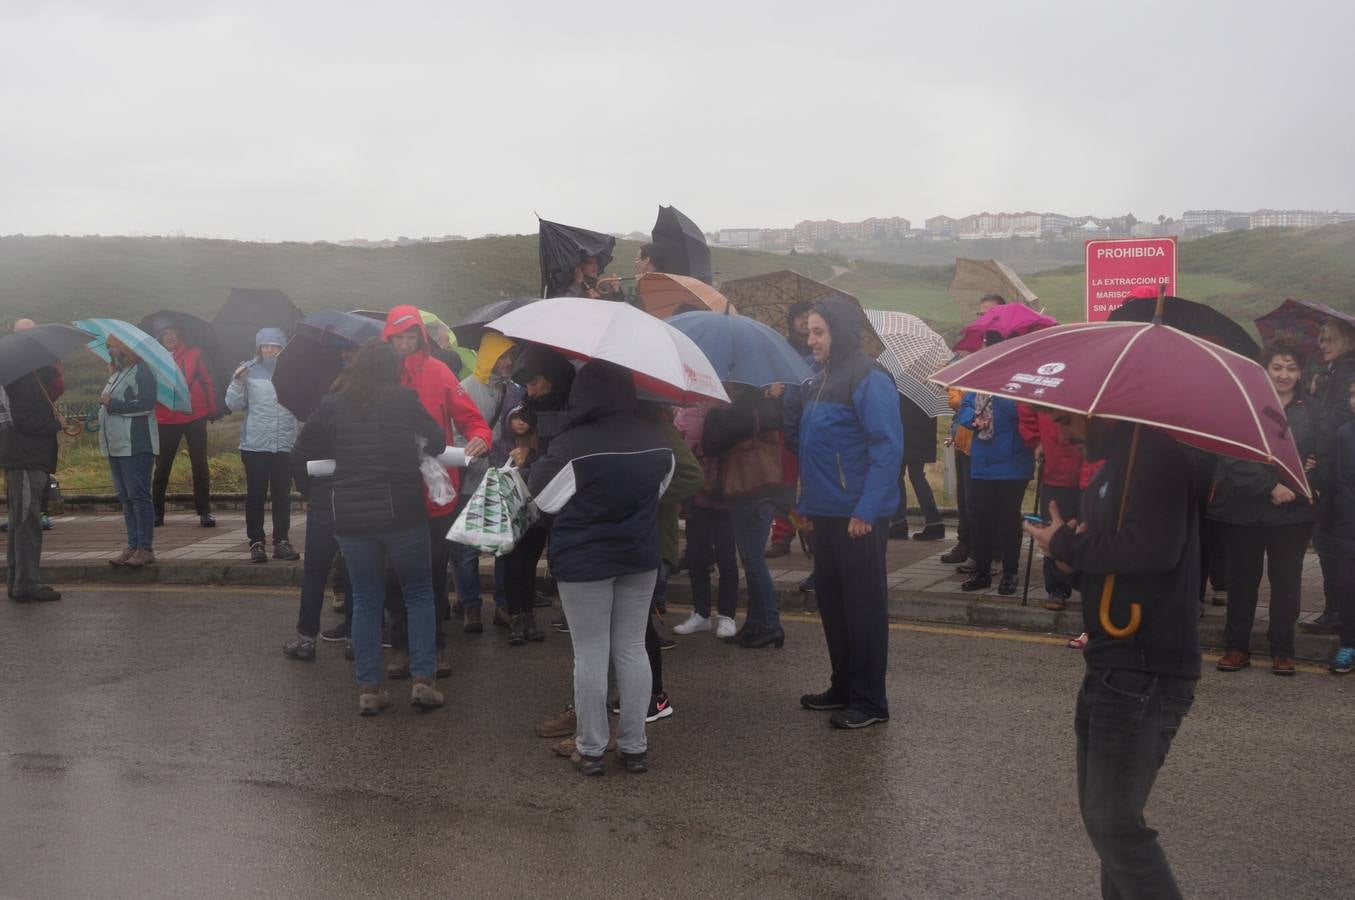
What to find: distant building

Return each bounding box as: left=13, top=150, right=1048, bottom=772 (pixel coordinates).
left=1040, top=213, right=1073, bottom=237
left=716, top=228, right=762, bottom=248
left=957, top=211, right=1042, bottom=239
left=1183, top=209, right=1242, bottom=230
left=925, top=215, right=958, bottom=237
left=792, top=216, right=910, bottom=242
left=1250, top=209, right=1336, bottom=229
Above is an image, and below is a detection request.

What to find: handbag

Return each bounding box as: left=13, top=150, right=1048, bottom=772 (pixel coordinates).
left=717, top=410, right=784, bottom=500
left=446, top=462, right=538, bottom=556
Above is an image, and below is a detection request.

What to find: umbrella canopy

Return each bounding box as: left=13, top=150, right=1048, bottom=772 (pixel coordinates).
left=273, top=333, right=345, bottom=422
left=139, top=310, right=227, bottom=396
left=863, top=309, right=952, bottom=417
left=949, top=258, right=1039, bottom=312
left=486, top=298, right=728, bottom=404
left=652, top=205, right=713, bottom=285
left=954, top=304, right=1058, bottom=353
left=930, top=320, right=1310, bottom=496
left=666, top=311, right=814, bottom=388
left=74, top=318, right=193, bottom=413
left=295, top=310, right=384, bottom=348
left=0, top=323, right=96, bottom=386
left=538, top=219, right=616, bottom=298
left=635, top=272, right=734, bottom=319
left=1109, top=296, right=1259, bottom=359
left=451, top=297, right=542, bottom=345
left=718, top=269, right=852, bottom=335
left=1254, top=298, right=1355, bottom=360
left=212, top=288, right=303, bottom=367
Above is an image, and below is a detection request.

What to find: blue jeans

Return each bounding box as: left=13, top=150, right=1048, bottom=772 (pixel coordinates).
left=109, top=453, right=155, bottom=550
left=1076, top=667, right=1195, bottom=900
left=338, top=524, right=437, bottom=686
left=450, top=541, right=483, bottom=611
left=732, top=499, right=778, bottom=629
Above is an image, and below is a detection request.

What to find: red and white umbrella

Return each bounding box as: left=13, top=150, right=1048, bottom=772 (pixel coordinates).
left=486, top=297, right=729, bottom=404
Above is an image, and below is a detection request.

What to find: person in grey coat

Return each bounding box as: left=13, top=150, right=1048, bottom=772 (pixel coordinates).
left=225, top=327, right=300, bottom=562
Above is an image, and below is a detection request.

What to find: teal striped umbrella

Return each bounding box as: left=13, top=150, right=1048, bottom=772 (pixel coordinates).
left=74, top=318, right=193, bottom=413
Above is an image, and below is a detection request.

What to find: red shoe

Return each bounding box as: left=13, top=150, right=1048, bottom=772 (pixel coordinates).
left=1066, top=632, right=1088, bottom=650
left=1216, top=649, right=1251, bottom=672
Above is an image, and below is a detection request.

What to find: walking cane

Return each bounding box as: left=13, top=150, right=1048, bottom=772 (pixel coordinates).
left=1020, top=455, right=1044, bottom=607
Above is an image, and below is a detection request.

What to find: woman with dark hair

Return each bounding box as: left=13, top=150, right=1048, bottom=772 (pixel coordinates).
left=1306, top=317, right=1355, bottom=634
left=100, top=336, right=160, bottom=568
left=294, top=340, right=448, bottom=715
left=1210, top=339, right=1316, bottom=675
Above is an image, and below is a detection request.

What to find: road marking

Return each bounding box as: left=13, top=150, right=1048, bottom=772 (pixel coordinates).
left=72, top=584, right=288, bottom=597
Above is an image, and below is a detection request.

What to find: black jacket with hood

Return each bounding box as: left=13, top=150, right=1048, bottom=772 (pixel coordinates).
left=1206, top=394, right=1317, bottom=527
left=528, top=361, right=674, bottom=583
left=0, top=372, right=61, bottom=473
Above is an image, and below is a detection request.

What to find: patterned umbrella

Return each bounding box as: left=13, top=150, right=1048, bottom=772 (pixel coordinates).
left=74, top=318, right=193, bottom=412
left=863, top=309, right=951, bottom=417
left=1254, top=298, right=1355, bottom=361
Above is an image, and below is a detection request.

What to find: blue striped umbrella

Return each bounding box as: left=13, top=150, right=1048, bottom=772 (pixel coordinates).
left=74, top=318, right=193, bottom=413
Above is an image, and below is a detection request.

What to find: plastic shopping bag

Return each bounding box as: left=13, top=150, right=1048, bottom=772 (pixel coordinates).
left=446, top=463, right=537, bottom=555
left=417, top=437, right=457, bottom=507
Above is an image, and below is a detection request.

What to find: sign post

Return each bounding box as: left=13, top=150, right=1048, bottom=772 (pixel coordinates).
left=1084, top=237, right=1177, bottom=321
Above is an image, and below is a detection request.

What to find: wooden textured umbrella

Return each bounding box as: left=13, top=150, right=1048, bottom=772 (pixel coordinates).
left=949, top=258, right=1039, bottom=314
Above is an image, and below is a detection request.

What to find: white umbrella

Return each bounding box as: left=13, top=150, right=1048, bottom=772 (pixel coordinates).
left=486, top=298, right=730, bottom=404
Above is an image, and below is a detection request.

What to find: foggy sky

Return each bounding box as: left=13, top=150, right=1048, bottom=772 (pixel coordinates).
left=2, top=0, right=1352, bottom=242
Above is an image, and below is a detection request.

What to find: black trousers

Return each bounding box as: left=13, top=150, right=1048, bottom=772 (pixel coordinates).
left=812, top=516, right=890, bottom=718
left=1222, top=522, right=1312, bottom=656
left=386, top=513, right=453, bottom=650
left=153, top=419, right=212, bottom=517
left=295, top=502, right=350, bottom=638
left=955, top=451, right=973, bottom=547
left=645, top=615, right=663, bottom=695
left=1040, top=485, right=1082, bottom=596
left=685, top=506, right=740, bottom=619
left=502, top=523, right=550, bottom=616
left=240, top=450, right=291, bottom=544
left=969, top=478, right=1030, bottom=577
left=1198, top=518, right=1228, bottom=599
left=1334, top=558, right=1355, bottom=646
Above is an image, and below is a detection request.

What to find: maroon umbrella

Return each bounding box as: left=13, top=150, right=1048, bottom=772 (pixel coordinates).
left=953, top=304, right=1058, bottom=353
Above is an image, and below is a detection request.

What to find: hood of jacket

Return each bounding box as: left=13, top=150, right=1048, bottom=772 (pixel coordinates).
left=565, top=360, right=636, bottom=428
left=813, top=296, right=865, bottom=366
left=382, top=305, right=432, bottom=348
left=474, top=333, right=516, bottom=385
left=512, top=344, right=576, bottom=411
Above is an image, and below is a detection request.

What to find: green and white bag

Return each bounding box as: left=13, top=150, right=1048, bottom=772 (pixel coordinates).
left=446, top=462, right=537, bottom=556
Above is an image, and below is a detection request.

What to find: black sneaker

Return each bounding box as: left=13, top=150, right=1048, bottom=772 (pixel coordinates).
left=250, top=542, right=267, bottom=563
left=887, top=521, right=910, bottom=540
left=273, top=540, right=300, bottom=561
left=658, top=636, right=676, bottom=651
left=912, top=524, right=945, bottom=542
left=620, top=751, right=648, bottom=774
left=551, top=615, right=570, bottom=634
left=800, top=690, right=848, bottom=711
left=533, top=591, right=552, bottom=608
left=798, top=575, right=815, bottom=593
left=939, top=543, right=969, bottom=565
left=573, top=753, right=606, bottom=776
left=282, top=636, right=316, bottom=661
left=12, top=585, right=62, bottom=603
left=647, top=693, right=674, bottom=722
left=199, top=513, right=216, bottom=528
left=320, top=623, right=349, bottom=642
left=1300, top=610, right=1341, bottom=634
left=830, top=708, right=889, bottom=729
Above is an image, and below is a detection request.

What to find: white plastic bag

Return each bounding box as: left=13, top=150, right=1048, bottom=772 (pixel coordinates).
left=417, top=438, right=457, bottom=507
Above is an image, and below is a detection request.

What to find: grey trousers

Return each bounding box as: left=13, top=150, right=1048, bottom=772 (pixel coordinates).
left=559, top=570, right=657, bottom=758
left=6, top=468, right=47, bottom=598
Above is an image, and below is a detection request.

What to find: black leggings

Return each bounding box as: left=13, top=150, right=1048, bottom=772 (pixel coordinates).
left=502, top=524, right=550, bottom=616
left=241, top=450, right=292, bottom=544
left=969, top=478, right=1030, bottom=576
left=645, top=615, right=663, bottom=695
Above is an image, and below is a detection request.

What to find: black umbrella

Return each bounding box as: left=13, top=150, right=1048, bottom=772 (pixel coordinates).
left=212, top=288, right=303, bottom=367
left=0, top=324, right=96, bottom=386
left=538, top=219, right=616, bottom=298
left=1109, top=296, right=1259, bottom=359
left=652, top=205, right=713, bottom=285
left=273, top=333, right=343, bottom=421
left=451, top=297, right=543, bottom=345
left=139, top=309, right=226, bottom=399
left=296, top=310, right=384, bottom=348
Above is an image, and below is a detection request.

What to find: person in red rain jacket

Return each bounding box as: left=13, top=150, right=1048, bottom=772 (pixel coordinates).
left=381, top=305, right=492, bottom=674
left=1018, top=404, right=1102, bottom=610
left=150, top=325, right=219, bottom=528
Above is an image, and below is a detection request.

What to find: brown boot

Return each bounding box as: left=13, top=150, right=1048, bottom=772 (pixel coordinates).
left=108, top=546, right=135, bottom=567
left=411, top=678, right=444, bottom=710
left=463, top=607, right=483, bottom=634
left=124, top=548, right=156, bottom=568
left=536, top=706, right=577, bottom=738
left=1272, top=656, right=1296, bottom=676
left=1216, top=649, right=1251, bottom=671
left=550, top=728, right=617, bottom=758
left=386, top=651, right=411, bottom=680
left=358, top=685, right=390, bottom=716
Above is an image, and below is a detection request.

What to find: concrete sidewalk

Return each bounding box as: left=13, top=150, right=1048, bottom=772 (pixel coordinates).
left=6, top=511, right=1343, bottom=662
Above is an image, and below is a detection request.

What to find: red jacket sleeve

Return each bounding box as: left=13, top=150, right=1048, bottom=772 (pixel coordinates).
left=46, top=364, right=66, bottom=402
left=1017, top=403, right=1041, bottom=449
left=446, top=376, right=493, bottom=446
left=194, top=352, right=219, bottom=418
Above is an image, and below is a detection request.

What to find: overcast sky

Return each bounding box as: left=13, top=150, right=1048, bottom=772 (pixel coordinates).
left=2, top=0, right=1352, bottom=241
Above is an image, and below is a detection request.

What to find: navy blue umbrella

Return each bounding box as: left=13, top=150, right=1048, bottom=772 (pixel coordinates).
left=296, top=310, right=384, bottom=348
left=666, top=311, right=814, bottom=388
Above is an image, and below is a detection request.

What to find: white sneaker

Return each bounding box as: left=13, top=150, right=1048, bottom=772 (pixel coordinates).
left=715, top=615, right=737, bottom=639
left=673, top=612, right=712, bottom=635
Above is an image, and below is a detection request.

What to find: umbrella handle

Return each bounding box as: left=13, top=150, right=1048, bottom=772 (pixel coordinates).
left=1098, top=574, right=1142, bottom=638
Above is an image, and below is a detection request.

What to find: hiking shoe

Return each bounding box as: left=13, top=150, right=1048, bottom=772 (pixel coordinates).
left=647, top=693, right=674, bottom=723
left=1043, top=589, right=1070, bottom=611
left=199, top=513, right=216, bottom=528
left=320, top=622, right=349, bottom=642
left=766, top=539, right=792, bottom=558
left=411, top=679, right=444, bottom=710
left=1330, top=646, right=1355, bottom=674
left=463, top=607, right=483, bottom=634
left=830, top=708, right=889, bottom=729
left=124, top=549, right=155, bottom=567
left=533, top=591, right=552, bottom=608
left=715, top=615, right=737, bottom=639
left=551, top=615, right=570, bottom=634
left=960, top=574, right=991, bottom=592
left=572, top=753, right=606, bottom=776
left=912, top=524, right=945, bottom=542
left=620, top=751, right=648, bottom=774
left=1272, top=656, right=1296, bottom=676
left=109, top=546, right=135, bottom=567
left=40, top=514, right=53, bottom=531
left=508, top=614, right=526, bottom=646
left=658, top=636, right=676, bottom=651
left=551, top=729, right=616, bottom=757
left=673, top=612, right=712, bottom=635
left=940, top=543, right=969, bottom=565
left=386, top=652, right=411, bottom=680
left=1301, top=611, right=1340, bottom=634
left=536, top=706, right=576, bottom=738
left=282, top=636, right=317, bottom=661
left=1216, top=649, right=1251, bottom=671
left=250, top=541, right=267, bottom=563
left=800, top=690, right=849, bottom=711
left=12, top=586, right=61, bottom=603
left=524, top=611, right=545, bottom=642
left=358, top=687, right=390, bottom=717
left=273, top=540, right=300, bottom=561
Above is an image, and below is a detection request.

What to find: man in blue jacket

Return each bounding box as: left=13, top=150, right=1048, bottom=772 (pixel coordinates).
left=795, top=297, right=904, bottom=729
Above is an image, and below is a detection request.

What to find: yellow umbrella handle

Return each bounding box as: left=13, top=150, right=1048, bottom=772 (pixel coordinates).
left=1098, top=574, right=1142, bottom=638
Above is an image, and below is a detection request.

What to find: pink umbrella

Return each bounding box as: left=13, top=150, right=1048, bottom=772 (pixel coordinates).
left=932, top=318, right=1310, bottom=639
left=953, top=304, right=1058, bottom=353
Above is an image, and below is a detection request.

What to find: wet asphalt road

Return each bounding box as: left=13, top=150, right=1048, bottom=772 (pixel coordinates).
left=1, top=585, right=1352, bottom=900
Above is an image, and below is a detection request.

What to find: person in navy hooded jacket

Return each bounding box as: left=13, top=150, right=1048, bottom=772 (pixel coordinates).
left=795, top=297, right=904, bottom=729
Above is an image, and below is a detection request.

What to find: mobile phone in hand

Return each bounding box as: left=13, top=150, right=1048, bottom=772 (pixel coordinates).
left=1023, top=514, right=1051, bottom=526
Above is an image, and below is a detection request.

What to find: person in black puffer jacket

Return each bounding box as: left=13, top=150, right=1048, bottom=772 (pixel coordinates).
left=529, top=360, right=674, bottom=775
left=1206, top=340, right=1317, bottom=675
left=293, top=341, right=447, bottom=716
left=1306, top=317, right=1355, bottom=633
